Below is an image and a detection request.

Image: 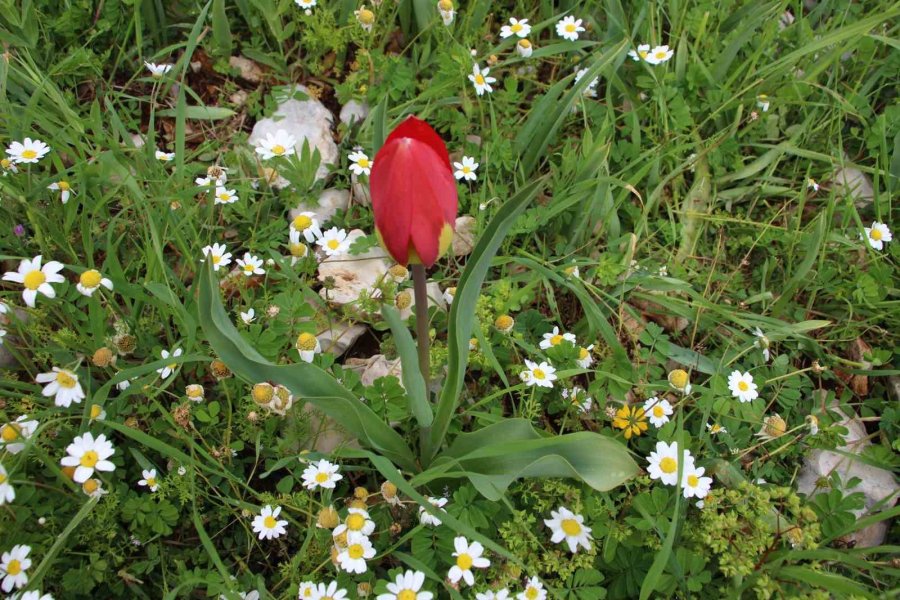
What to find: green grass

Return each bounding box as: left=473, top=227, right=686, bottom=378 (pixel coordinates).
left=0, top=0, right=897, bottom=598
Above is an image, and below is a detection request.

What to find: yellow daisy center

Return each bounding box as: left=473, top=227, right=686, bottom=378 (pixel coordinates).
left=6, top=559, right=21, bottom=575
left=462, top=166, right=471, bottom=173
left=290, top=243, right=307, bottom=257
left=217, top=191, right=231, bottom=201
left=358, top=9, right=374, bottom=24
left=252, top=383, right=273, bottom=404
left=1, top=424, right=21, bottom=442
left=272, top=144, right=286, bottom=155
left=511, top=23, right=522, bottom=32
left=56, top=370, right=77, bottom=389
left=80, top=270, right=102, bottom=288
left=327, top=239, right=340, bottom=250
left=550, top=334, right=563, bottom=345
left=456, top=553, right=473, bottom=570
left=243, top=264, right=255, bottom=273
left=526, top=588, right=539, bottom=600
left=346, top=513, right=366, bottom=531
left=871, top=229, right=883, bottom=241
left=293, top=215, right=312, bottom=230
left=519, top=39, right=531, bottom=48
left=438, top=0, right=453, bottom=9
left=21, top=149, right=37, bottom=160
left=579, top=347, right=589, bottom=359
left=561, top=518, right=582, bottom=535
left=475, top=74, right=485, bottom=85
left=738, top=380, right=749, bottom=391
left=263, top=515, right=277, bottom=529
left=297, top=332, right=317, bottom=351
left=357, top=158, right=370, bottom=168
left=348, top=544, right=365, bottom=559
left=653, top=406, right=664, bottom=417
left=211, top=255, right=222, bottom=264
left=0, top=473, right=6, bottom=484
left=639, top=50, right=648, bottom=58
left=398, top=591, right=417, bottom=600
left=710, top=424, right=722, bottom=433
left=80, top=450, right=100, bottom=468
left=687, top=474, right=699, bottom=487
left=58, top=181, right=71, bottom=190
left=187, top=386, right=203, bottom=399
left=23, top=269, right=46, bottom=290
left=669, top=369, right=688, bottom=388
left=495, top=315, right=513, bottom=330
left=655, top=51, right=667, bottom=59
left=565, top=23, right=576, bottom=32
left=146, top=477, right=157, bottom=488
left=532, top=368, right=545, bottom=380
left=82, top=479, right=100, bottom=495
left=315, top=472, right=329, bottom=483
left=1, top=159, right=11, bottom=168
left=659, top=457, right=677, bottom=474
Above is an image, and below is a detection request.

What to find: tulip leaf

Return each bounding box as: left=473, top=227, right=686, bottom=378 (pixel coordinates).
left=197, top=262, right=417, bottom=471
left=381, top=305, right=432, bottom=427
left=427, top=419, right=639, bottom=501
left=428, top=177, right=547, bottom=460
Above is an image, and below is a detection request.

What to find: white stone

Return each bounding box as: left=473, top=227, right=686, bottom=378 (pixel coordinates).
left=317, top=230, right=390, bottom=306
left=351, top=173, right=371, bottom=205
left=289, top=188, right=350, bottom=227
left=248, top=86, right=338, bottom=187
left=797, top=402, right=898, bottom=547
left=229, top=56, right=264, bottom=83
left=345, top=354, right=403, bottom=387
left=452, top=215, right=477, bottom=256
left=339, top=100, right=369, bottom=125
left=317, top=321, right=367, bottom=357
left=398, top=281, right=446, bottom=320
left=833, top=166, right=874, bottom=207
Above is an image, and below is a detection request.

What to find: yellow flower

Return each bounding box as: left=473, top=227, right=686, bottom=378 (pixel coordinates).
left=612, top=405, right=648, bottom=439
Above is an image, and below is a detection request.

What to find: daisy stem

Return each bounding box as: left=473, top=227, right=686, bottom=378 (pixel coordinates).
left=411, top=264, right=430, bottom=394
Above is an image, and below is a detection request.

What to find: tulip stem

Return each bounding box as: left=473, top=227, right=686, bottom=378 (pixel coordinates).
left=411, top=264, right=431, bottom=394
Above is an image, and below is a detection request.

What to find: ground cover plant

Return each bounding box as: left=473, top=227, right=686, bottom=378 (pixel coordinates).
left=0, top=0, right=898, bottom=598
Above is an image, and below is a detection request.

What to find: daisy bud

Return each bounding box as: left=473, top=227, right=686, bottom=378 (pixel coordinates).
left=271, top=385, right=293, bottom=415
left=185, top=384, right=205, bottom=402
left=349, top=499, right=367, bottom=511
left=356, top=7, right=375, bottom=30
left=516, top=39, right=533, bottom=58
left=113, top=333, right=137, bottom=355
left=333, top=530, right=349, bottom=548
left=354, top=486, right=370, bottom=500
left=357, top=582, right=372, bottom=597
left=247, top=411, right=259, bottom=423
left=494, top=314, right=514, bottom=333
left=380, top=480, right=398, bottom=500
left=251, top=382, right=275, bottom=406
left=388, top=264, right=409, bottom=282
left=370, top=116, right=458, bottom=267
left=266, top=305, right=281, bottom=318
left=317, top=505, right=340, bottom=529
left=395, top=290, right=412, bottom=310
left=210, top=359, right=232, bottom=379
left=61, top=466, right=77, bottom=480
left=82, top=478, right=102, bottom=496
left=124, top=416, right=140, bottom=428
left=296, top=332, right=318, bottom=352
left=667, top=369, right=691, bottom=394
left=92, top=347, right=115, bottom=368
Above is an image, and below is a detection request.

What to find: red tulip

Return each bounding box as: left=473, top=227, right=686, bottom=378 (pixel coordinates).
left=370, top=116, right=458, bottom=267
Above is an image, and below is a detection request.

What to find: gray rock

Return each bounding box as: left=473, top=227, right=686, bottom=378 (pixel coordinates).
left=317, top=230, right=390, bottom=306
left=833, top=166, right=874, bottom=208
left=398, top=281, right=446, bottom=321
left=339, top=100, right=369, bottom=126
left=248, top=86, right=338, bottom=186
left=452, top=215, right=477, bottom=257
left=229, top=56, right=264, bottom=83
left=345, top=354, right=403, bottom=387
left=289, top=188, right=349, bottom=226
left=797, top=402, right=899, bottom=547
left=317, top=321, right=367, bottom=358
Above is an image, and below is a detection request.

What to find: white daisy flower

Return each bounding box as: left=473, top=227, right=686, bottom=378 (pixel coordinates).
left=48, top=181, right=74, bottom=204
left=333, top=507, right=376, bottom=539
left=59, top=432, right=116, bottom=483
left=138, top=469, right=159, bottom=492
left=348, top=150, right=373, bottom=176
left=89, top=404, right=106, bottom=421
left=516, top=39, right=534, bottom=58
left=157, top=347, right=183, bottom=379
left=807, top=178, right=819, bottom=192
left=863, top=221, right=892, bottom=250
left=186, top=384, right=205, bottom=402
left=296, top=332, right=321, bottom=364
left=681, top=463, right=713, bottom=499
left=213, top=186, right=239, bottom=205
left=539, top=326, right=577, bottom=349
left=628, top=44, right=650, bottom=61
left=500, top=17, right=531, bottom=39
left=298, top=582, right=317, bottom=599
left=240, top=308, right=256, bottom=324
left=563, top=264, right=580, bottom=279
left=317, top=227, right=351, bottom=257
left=35, top=367, right=85, bottom=408
left=301, top=459, right=342, bottom=490
left=290, top=211, right=322, bottom=244
left=645, top=45, right=674, bottom=65
left=377, top=569, right=433, bottom=600
left=756, top=94, right=770, bottom=112
left=0, top=417, right=38, bottom=454
left=575, top=344, right=594, bottom=369
left=195, top=168, right=227, bottom=188
left=145, top=62, right=173, bottom=78
left=642, top=397, right=673, bottom=428
left=1, top=158, right=20, bottom=174
left=556, top=16, right=585, bottom=41
left=311, top=581, right=348, bottom=600
left=252, top=504, right=288, bottom=540
left=355, top=7, right=375, bottom=31
left=295, top=0, right=317, bottom=9
left=76, top=269, right=113, bottom=297
left=418, top=496, right=448, bottom=526
left=202, top=243, right=232, bottom=271
left=728, top=370, right=758, bottom=403
left=155, top=149, right=175, bottom=162
left=752, top=327, right=771, bottom=362
left=667, top=369, right=692, bottom=395
left=448, top=536, right=490, bottom=586
left=544, top=506, right=592, bottom=553
left=453, top=156, right=479, bottom=181
left=288, top=229, right=311, bottom=265
left=646, top=440, right=690, bottom=486
left=442, top=287, right=456, bottom=305
left=468, top=64, right=497, bottom=96
left=255, top=129, right=297, bottom=160
left=519, top=359, right=557, bottom=389
left=438, top=0, right=455, bottom=26
left=0, top=544, right=31, bottom=592
left=561, top=387, right=592, bottom=413
left=6, top=138, right=50, bottom=164
left=2, top=255, right=66, bottom=308
left=0, top=463, right=14, bottom=505
left=476, top=589, right=510, bottom=600
left=237, top=253, right=265, bottom=277
left=336, top=532, right=376, bottom=574
left=517, top=577, right=546, bottom=600
left=706, top=422, right=727, bottom=435
left=574, top=68, right=599, bottom=98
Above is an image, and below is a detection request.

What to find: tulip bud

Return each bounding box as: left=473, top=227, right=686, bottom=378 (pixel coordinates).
left=370, top=116, right=458, bottom=267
